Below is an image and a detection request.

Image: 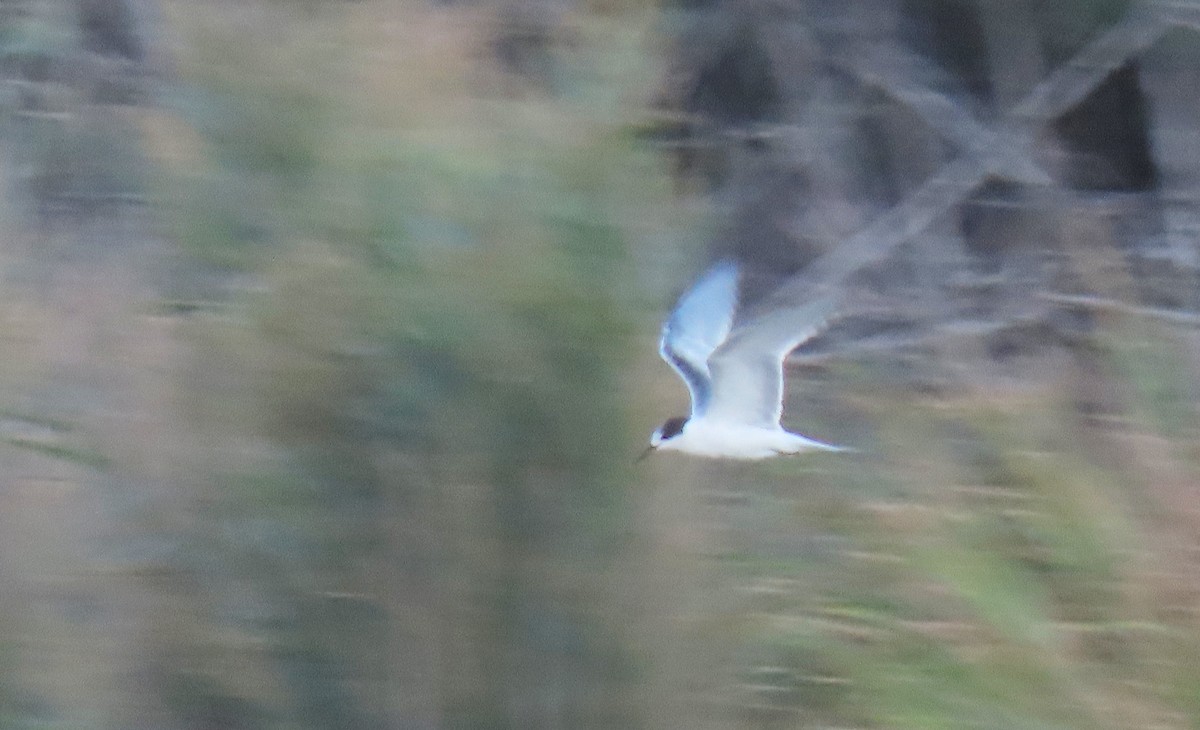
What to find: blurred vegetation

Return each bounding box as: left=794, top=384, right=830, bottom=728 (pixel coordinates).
left=1, top=1, right=1200, bottom=729
left=731, top=358, right=1200, bottom=729
left=149, top=3, right=673, bottom=728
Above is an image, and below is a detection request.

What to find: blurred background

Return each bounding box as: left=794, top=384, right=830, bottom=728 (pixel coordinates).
left=2, top=0, right=1200, bottom=727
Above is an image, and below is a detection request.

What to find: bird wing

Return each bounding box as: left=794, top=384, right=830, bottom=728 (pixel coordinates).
left=705, top=295, right=836, bottom=428
left=659, top=260, right=740, bottom=418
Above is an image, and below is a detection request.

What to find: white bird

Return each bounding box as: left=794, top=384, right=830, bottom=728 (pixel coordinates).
left=642, top=259, right=847, bottom=460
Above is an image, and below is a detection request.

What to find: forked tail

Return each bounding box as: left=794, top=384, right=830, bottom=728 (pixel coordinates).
left=792, top=433, right=854, bottom=453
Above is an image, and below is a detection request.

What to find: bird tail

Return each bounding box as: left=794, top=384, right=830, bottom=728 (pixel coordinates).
left=792, top=434, right=853, bottom=453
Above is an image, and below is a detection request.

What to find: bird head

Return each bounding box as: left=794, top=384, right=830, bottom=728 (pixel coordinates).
left=638, top=416, right=688, bottom=461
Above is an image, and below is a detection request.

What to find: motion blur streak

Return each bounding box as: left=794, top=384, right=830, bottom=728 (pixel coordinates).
left=1, top=1, right=1199, bottom=729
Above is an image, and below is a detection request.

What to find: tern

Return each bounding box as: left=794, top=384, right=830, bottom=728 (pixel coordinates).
left=642, top=259, right=846, bottom=460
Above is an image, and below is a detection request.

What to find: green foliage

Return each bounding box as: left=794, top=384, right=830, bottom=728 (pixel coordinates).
left=5, top=2, right=1200, bottom=728
left=147, top=3, right=672, bottom=727
left=1, top=438, right=110, bottom=469
left=1106, top=325, right=1200, bottom=442
left=727, top=357, right=1200, bottom=729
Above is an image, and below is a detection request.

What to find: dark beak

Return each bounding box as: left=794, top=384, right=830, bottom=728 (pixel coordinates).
left=634, top=446, right=655, bottom=464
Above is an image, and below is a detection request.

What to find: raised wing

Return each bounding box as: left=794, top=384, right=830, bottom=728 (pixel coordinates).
left=705, top=296, right=835, bottom=428
left=659, top=260, right=740, bottom=418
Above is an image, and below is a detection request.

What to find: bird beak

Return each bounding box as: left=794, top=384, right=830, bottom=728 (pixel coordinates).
left=634, top=446, right=655, bottom=464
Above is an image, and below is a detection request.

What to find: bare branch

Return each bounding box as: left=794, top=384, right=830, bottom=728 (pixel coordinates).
left=1039, top=292, right=1200, bottom=327
left=1149, top=0, right=1200, bottom=32
left=778, top=3, right=1174, bottom=309
left=1012, top=5, right=1168, bottom=120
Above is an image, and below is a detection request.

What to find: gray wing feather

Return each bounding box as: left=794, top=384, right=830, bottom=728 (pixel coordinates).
left=705, top=296, right=835, bottom=428
left=659, top=260, right=740, bottom=418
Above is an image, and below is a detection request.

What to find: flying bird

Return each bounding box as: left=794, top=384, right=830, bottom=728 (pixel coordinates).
left=642, top=259, right=847, bottom=460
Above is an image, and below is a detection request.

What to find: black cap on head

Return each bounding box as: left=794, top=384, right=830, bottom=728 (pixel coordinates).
left=659, top=416, right=687, bottom=441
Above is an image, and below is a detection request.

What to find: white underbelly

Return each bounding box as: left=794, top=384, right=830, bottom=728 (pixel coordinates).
left=671, top=422, right=810, bottom=460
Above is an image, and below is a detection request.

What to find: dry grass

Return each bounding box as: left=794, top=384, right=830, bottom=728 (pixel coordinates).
left=3, top=1, right=1200, bottom=728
